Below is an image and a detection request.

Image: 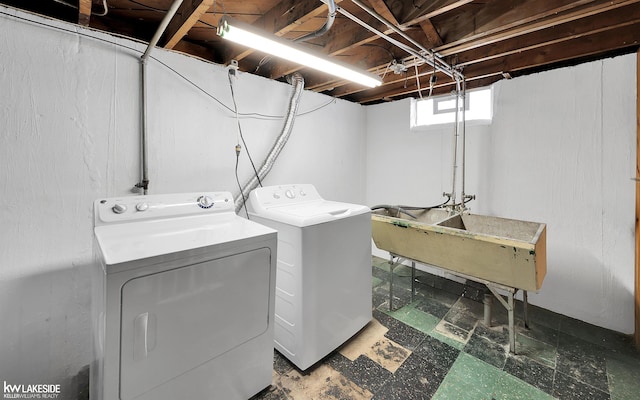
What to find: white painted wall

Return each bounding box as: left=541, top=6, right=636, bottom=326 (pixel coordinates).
left=366, top=55, right=637, bottom=334
left=0, top=6, right=365, bottom=395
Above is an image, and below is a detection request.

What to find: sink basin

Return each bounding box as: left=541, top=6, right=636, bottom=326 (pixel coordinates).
left=372, top=207, right=452, bottom=225
left=371, top=211, right=547, bottom=291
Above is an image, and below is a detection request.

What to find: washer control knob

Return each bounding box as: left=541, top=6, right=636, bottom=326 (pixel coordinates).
left=299, top=189, right=306, bottom=196
left=273, top=193, right=280, bottom=199
left=112, top=204, right=127, bottom=214
left=197, top=195, right=214, bottom=209
left=136, top=202, right=149, bottom=212
left=285, top=189, right=295, bottom=199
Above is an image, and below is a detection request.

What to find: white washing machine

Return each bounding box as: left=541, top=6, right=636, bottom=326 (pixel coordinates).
left=91, top=192, right=277, bottom=400
left=248, top=184, right=372, bottom=370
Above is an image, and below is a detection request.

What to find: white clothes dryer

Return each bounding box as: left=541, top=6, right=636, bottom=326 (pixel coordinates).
left=91, top=192, right=277, bottom=400
left=248, top=184, right=371, bottom=370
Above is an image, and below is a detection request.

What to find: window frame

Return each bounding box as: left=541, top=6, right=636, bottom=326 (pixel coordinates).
left=411, top=86, right=493, bottom=131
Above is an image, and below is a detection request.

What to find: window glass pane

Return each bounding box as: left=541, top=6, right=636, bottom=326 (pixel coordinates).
left=414, top=87, right=492, bottom=128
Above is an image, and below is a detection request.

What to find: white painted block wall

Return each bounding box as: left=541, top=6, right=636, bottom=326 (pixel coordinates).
left=366, top=55, right=637, bottom=335
left=0, top=6, right=366, bottom=395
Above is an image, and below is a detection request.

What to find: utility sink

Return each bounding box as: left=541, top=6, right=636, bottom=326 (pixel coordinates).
left=371, top=210, right=547, bottom=291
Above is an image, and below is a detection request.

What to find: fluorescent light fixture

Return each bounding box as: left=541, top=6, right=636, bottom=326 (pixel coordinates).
left=217, top=16, right=382, bottom=88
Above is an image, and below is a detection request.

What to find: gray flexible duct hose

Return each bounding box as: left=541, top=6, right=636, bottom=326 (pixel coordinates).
left=234, top=73, right=305, bottom=213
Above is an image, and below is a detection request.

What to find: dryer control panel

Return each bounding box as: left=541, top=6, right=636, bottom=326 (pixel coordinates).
left=95, top=192, right=234, bottom=226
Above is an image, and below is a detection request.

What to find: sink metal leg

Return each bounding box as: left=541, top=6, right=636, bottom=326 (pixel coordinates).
left=483, top=294, right=493, bottom=327
left=523, top=290, right=530, bottom=329
left=487, top=286, right=517, bottom=354
left=507, top=291, right=515, bottom=354
left=388, top=255, right=394, bottom=311
left=411, top=261, right=416, bottom=303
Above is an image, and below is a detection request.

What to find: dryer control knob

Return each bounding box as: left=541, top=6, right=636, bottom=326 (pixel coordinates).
left=285, top=189, right=295, bottom=199
left=197, top=195, right=214, bottom=209
left=273, top=193, right=280, bottom=199
left=112, top=204, right=127, bottom=214
left=136, top=202, right=149, bottom=212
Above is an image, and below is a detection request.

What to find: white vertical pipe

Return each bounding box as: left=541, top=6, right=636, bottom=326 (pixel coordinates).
left=460, top=78, right=467, bottom=208
left=138, top=0, right=184, bottom=194
left=450, top=79, right=461, bottom=207
left=140, top=60, right=149, bottom=194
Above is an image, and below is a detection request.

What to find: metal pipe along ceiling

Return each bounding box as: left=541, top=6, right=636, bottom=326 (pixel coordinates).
left=339, top=1, right=462, bottom=81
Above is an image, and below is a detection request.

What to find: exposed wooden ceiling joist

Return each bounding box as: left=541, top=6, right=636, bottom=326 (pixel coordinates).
left=163, top=0, right=214, bottom=49
left=1, top=0, right=639, bottom=104
left=78, top=0, right=92, bottom=26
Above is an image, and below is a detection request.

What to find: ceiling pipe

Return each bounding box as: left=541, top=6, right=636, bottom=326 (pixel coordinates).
left=294, top=0, right=337, bottom=43
left=256, top=0, right=337, bottom=71
left=136, top=0, right=184, bottom=194
left=338, top=1, right=463, bottom=81
left=349, top=0, right=459, bottom=79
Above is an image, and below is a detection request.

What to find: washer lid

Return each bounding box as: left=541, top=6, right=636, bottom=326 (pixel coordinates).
left=248, top=184, right=370, bottom=227
left=94, top=213, right=275, bottom=266
left=250, top=199, right=370, bottom=227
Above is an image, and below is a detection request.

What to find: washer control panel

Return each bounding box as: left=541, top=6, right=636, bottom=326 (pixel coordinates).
left=95, top=192, right=234, bottom=225
left=250, top=184, right=321, bottom=209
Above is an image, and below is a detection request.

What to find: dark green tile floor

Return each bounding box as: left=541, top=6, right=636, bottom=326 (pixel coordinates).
left=252, top=257, right=640, bottom=400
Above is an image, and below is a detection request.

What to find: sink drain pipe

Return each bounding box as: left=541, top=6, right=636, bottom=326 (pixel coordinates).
left=234, top=73, right=305, bottom=213
left=136, top=0, right=184, bottom=194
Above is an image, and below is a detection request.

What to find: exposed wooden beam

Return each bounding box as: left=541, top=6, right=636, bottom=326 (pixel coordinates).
left=366, top=0, right=400, bottom=26
left=172, top=40, right=217, bottom=62
left=436, top=0, right=637, bottom=56
left=78, top=0, right=92, bottom=26
left=318, top=67, right=453, bottom=99
left=351, top=74, right=499, bottom=104
left=454, top=4, right=640, bottom=67
left=419, top=18, right=443, bottom=47
left=462, top=22, right=640, bottom=79
left=163, top=0, right=214, bottom=50
left=317, top=16, right=640, bottom=103
left=401, top=0, right=475, bottom=27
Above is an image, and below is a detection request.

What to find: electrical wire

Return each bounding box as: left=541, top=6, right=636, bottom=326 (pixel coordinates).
left=234, top=148, right=249, bottom=218
left=428, top=57, right=437, bottom=97
left=94, top=0, right=108, bottom=16
left=415, top=63, right=423, bottom=99
left=228, top=71, right=262, bottom=188
left=127, top=0, right=166, bottom=12
left=51, top=0, right=107, bottom=16
left=0, top=10, right=337, bottom=119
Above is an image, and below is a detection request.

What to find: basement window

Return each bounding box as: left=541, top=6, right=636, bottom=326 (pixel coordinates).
left=411, top=87, right=493, bottom=129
